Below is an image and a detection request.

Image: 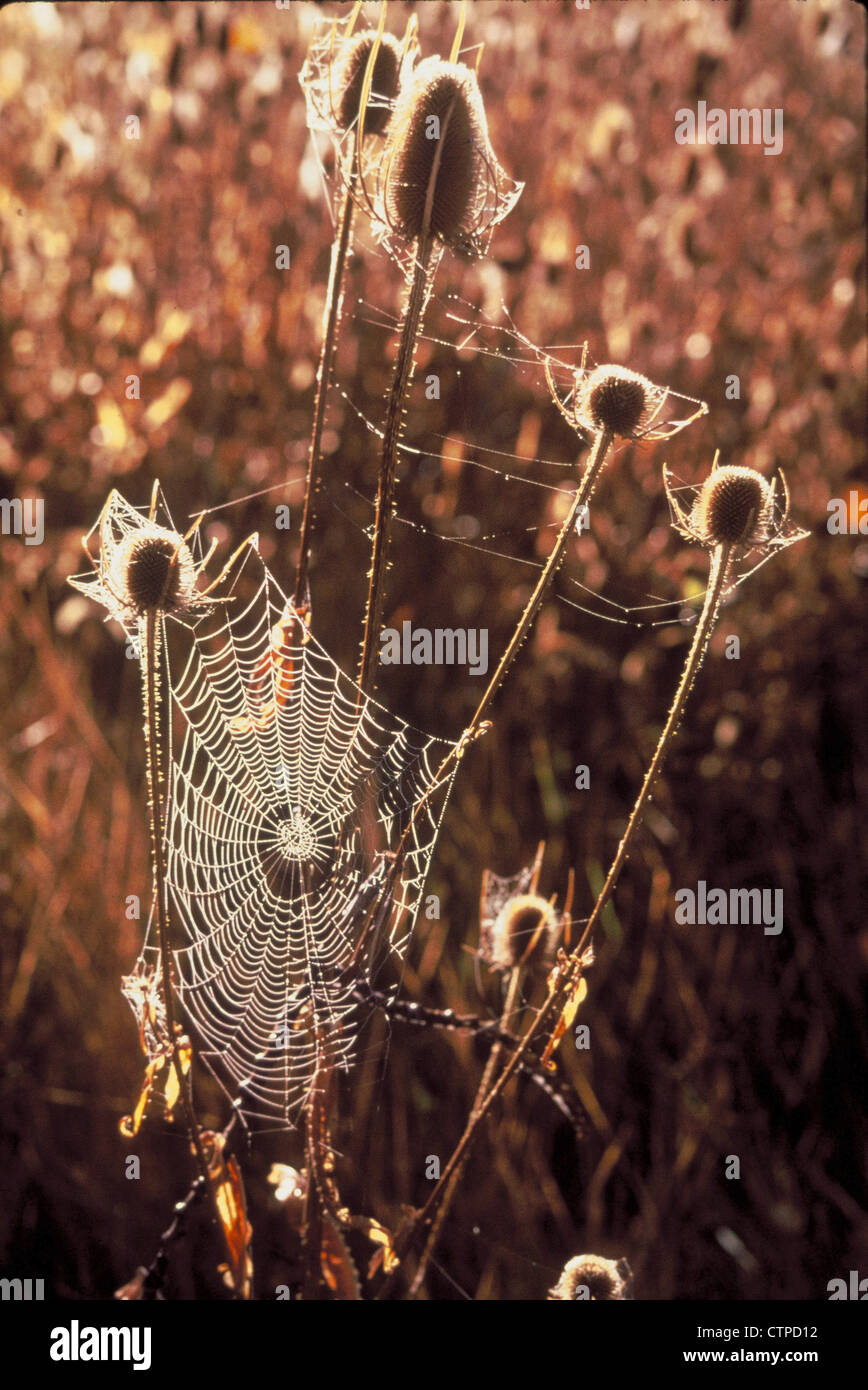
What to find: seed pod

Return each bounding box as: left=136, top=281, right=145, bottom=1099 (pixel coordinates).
left=110, top=525, right=197, bottom=616
left=383, top=58, right=493, bottom=246
left=576, top=364, right=653, bottom=439
left=691, top=464, right=772, bottom=546
left=549, top=1254, right=629, bottom=1301
left=489, top=893, right=559, bottom=971
left=333, top=30, right=402, bottom=136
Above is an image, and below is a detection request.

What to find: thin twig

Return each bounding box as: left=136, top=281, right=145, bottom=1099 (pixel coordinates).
left=293, top=150, right=358, bottom=611
left=571, top=541, right=732, bottom=958
left=395, top=425, right=615, bottom=822
left=408, top=965, right=523, bottom=1296
left=357, top=236, right=433, bottom=694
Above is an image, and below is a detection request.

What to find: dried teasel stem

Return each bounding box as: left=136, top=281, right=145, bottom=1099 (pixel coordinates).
left=408, top=960, right=525, bottom=1297
left=409, top=891, right=557, bottom=1294
left=141, top=609, right=241, bottom=1295
left=571, top=541, right=732, bottom=958
left=294, top=28, right=404, bottom=611
left=366, top=425, right=616, bottom=869
left=357, top=233, right=433, bottom=693
left=387, top=549, right=741, bottom=1285
left=455, top=424, right=615, bottom=741
left=381, top=468, right=753, bottom=1295
left=293, top=148, right=359, bottom=611
left=574, top=460, right=792, bottom=961
left=358, top=58, right=513, bottom=693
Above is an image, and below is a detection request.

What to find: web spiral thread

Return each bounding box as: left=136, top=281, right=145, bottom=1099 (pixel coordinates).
left=126, top=547, right=458, bottom=1130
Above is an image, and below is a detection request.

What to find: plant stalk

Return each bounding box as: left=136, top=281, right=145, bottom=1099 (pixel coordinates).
left=408, top=963, right=524, bottom=1297
left=397, top=426, right=614, bottom=824
left=142, top=610, right=240, bottom=1296
left=572, top=540, right=732, bottom=956
left=357, top=235, right=433, bottom=694
left=460, top=426, right=613, bottom=740
left=380, top=540, right=733, bottom=1293
left=293, top=151, right=358, bottom=611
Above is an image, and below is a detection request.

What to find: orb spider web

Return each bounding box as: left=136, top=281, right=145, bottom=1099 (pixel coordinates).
left=123, top=537, right=460, bottom=1133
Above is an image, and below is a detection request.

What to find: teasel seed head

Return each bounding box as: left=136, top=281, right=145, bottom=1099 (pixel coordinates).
left=691, top=464, right=773, bottom=547
left=383, top=59, right=495, bottom=247
left=489, top=893, right=560, bottom=971
left=110, top=525, right=198, bottom=616
left=549, top=1254, right=628, bottom=1301
left=334, top=30, right=403, bottom=136
left=576, top=365, right=654, bottom=439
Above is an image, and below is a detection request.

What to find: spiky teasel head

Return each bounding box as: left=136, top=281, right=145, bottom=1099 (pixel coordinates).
left=690, top=464, right=774, bottom=547
left=488, top=893, right=561, bottom=971
left=666, top=456, right=805, bottom=559
left=380, top=58, right=520, bottom=251
left=109, top=524, right=198, bottom=617
left=332, top=30, right=403, bottom=136
left=575, top=364, right=656, bottom=440
left=548, top=1254, right=631, bottom=1301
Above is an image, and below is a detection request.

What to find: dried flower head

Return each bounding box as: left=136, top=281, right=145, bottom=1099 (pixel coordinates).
left=300, top=15, right=413, bottom=148
left=489, top=893, right=560, bottom=970
left=549, top=1254, right=631, bottom=1301
left=665, top=458, right=806, bottom=560
left=576, top=364, right=654, bottom=439
left=378, top=58, right=522, bottom=252
left=537, top=348, right=708, bottom=444
left=690, top=464, right=773, bottom=547
left=478, top=846, right=573, bottom=973
left=332, top=30, right=403, bottom=136
left=69, top=486, right=226, bottom=632
left=110, top=525, right=198, bottom=617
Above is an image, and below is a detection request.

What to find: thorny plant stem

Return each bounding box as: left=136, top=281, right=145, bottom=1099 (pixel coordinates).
left=572, top=541, right=732, bottom=958
left=142, top=610, right=240, bottom=1296
left=459, top=426, right=614, bottom=739
left=380, top=541, right=732, bottom=1295
left=349, top=430, right=615, bottom=976
left=409, top=964, right=524, bottom=1296
left=293, top=150, right=358, bottom=611
left=134, top=1113, right=240, bottom=1300
left=357, top=235, right=433, bottom=695
left=399, top=426, right=615, bottom=823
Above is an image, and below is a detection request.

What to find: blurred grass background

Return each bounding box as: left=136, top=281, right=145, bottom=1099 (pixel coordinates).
left=0, top=0, right=865, bottom=1300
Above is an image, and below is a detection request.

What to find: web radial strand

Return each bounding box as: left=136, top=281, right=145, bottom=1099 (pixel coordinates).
left=157, top=551, right=458, bottom=1129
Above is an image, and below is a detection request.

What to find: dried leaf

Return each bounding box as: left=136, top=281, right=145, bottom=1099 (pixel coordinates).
left=540, top=970, right=589, bottom=1072
left=210, top=1140, right=253, bottom=1299
left=344, top=1213, right=400, bottom=1281
left=119, top=1056, right=161, bottom=1138
left=162, top=1037, right=192, bottom=1116
left=119, top=1038, right=191, bottom=1137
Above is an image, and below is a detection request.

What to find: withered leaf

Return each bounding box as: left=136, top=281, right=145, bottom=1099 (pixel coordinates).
left=210, top=1139, right=254, bottom=1300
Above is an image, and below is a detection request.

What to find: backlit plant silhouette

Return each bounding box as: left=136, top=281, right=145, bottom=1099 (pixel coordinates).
left=64, top=5, right=810, bottom=1303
